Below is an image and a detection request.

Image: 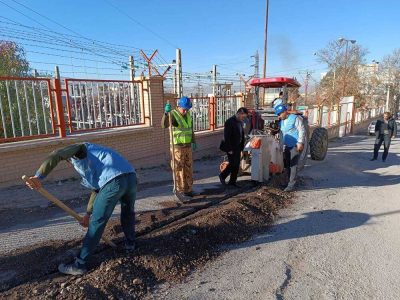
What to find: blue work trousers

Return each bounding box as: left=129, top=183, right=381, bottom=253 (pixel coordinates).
left=79, top=172, right=137, bottom=262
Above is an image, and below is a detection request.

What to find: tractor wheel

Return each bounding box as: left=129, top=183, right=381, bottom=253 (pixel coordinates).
left=310, top=127, right=328, bottom=161
left=298, top=117, right=310, bottom=171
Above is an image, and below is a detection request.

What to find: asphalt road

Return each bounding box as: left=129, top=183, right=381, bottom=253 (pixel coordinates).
left=152, top=135, right=400, bottom=300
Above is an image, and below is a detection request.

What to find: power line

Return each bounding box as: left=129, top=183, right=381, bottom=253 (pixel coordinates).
left=0, top=1, right=132, bottom=66
left=0, top=17, right=151, bottom=52
left=103, top=0, right=178, bottom=49
left=0, top=23, right=141, bottom=58
left=28, top=60, right=126, bottom=71
left=8, top=0, right=148, bottom=58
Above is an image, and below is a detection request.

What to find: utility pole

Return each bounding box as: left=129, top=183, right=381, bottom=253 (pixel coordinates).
left=129, top=55, right=135, bottom=80
left=263, top=0, right=269, bottom=78
left=129, top=55, right=138, bottom=113
left=304, top=71, right=312, bottom=105
left=176, top=48, right=183, bottom=98
left=173, top=68, right=177, bottom=95
left=212, top=64, right=217, bottom=96
left=251, top=51, right=260, bottom=78
left=54, top=66, right=60, bottom=79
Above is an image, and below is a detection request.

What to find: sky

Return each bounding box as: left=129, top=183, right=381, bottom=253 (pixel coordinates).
left=0, top=0, right=400, bottom=88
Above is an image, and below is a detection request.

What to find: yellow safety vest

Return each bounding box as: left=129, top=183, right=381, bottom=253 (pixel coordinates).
left=172, top=109, right=193, bottom=145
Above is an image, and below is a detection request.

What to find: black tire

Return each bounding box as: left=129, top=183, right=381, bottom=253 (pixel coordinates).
left=298, top=117, right=310, bottom=171
left=310, top=127, right=328, bottom=161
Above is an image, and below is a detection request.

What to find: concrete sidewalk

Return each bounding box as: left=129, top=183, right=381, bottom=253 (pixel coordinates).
left=0, top=156, right=232, bottom=254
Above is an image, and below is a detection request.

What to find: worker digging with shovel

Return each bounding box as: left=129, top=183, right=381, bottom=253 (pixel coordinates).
left=25, top=143, right=137, bottom=275
left=162, top=96, right=197, bottom=202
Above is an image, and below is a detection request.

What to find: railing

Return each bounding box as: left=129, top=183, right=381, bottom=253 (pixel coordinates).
left=321, top=107, right=339, bottom=128
left=304, top=104, right=383, bottom=130
left=65, top=79, right=144, bottom=132
left=0, top=76, right=148, bottom=144
left=0, top=77, right=56, bottom=142
left=305, top=106, right=318, bottom=126
left=191, top=96, right=210, bottom=132
left=172, top=94, right=244, bottom=132
left=216, top=95, right=241, bottom=128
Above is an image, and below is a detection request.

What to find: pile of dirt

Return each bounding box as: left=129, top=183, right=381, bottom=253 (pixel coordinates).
left=1, top=186, right=291, bottom=300
left=0, top=181, right=256, bottom=292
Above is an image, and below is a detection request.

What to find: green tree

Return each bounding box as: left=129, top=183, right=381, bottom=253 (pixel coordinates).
left=0, top=41, right=52, bottom=141
left=0, top=41, right=29, bottom=77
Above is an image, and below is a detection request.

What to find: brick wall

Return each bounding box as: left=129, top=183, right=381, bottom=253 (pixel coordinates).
left=0, top=77, right=225, bottom=188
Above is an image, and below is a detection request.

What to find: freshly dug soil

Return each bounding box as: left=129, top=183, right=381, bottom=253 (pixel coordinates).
left=1, top=185, right=291, bottom=300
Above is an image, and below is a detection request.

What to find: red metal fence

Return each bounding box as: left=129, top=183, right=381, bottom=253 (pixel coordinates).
left=64, top=79, right=145, bottom=133
left=191, top=96, right=211, bottom=132
left=215, top=95, right=243, bottom=128
left=0, top=77, right=57, bottom=143
left=172, top=94, right=245, bottom=132
left=0, top=76, right=147, bottom=143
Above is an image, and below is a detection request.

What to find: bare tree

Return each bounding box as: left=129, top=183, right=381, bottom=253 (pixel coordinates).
left=359, top=63, right=383, bottom=108
left=315, top=40, right=368, bottom=108
left=380, top=49, right=400, bottom=116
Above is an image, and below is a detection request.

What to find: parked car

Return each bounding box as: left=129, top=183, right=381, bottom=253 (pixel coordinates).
left=368, top=121, right=376, bottom=135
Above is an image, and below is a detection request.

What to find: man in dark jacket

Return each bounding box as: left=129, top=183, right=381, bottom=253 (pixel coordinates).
left=219, top=107, right=249, bottom=187
left=371, top=112, right=397, bottom=162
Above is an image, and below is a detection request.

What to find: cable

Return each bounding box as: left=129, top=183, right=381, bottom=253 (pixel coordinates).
left=0, top=1, right=129, bottom=66
left=0, top=18, right=145, bottom=55
left=8, top=0, right=149, bottom=58
left=0, top=25, right=138, bottom=59
left=27, top=60, right=126, bottom=71
left=103, top=0, right=178, bottom=49
left=0, top=16, right=153, bottom=55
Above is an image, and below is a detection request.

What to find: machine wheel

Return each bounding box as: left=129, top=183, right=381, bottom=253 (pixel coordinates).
left=310, top=127, right=328, bottom=161
left=297, top=118, right=310, bottom=171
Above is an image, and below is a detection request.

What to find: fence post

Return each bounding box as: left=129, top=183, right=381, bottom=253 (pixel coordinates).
left=209, top=96, right=216, bottom=131
left=327, top=107, right=331, bottom=128
left=350, top=102, right=356, bottom=134
left=318, top=106, right=323, bottom=126
left=52, top=67, right=66, bottom=138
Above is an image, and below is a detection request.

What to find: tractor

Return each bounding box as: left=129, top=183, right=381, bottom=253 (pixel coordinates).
left=221, top=77, right=328, bottom=183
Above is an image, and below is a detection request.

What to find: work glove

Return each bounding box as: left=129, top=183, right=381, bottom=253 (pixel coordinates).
left=80, top=213, right=90, bottom=228
left=191, top=143, right=197, bottom=151
left=26, top=176, right=42, bottom=190
left=164, top=103, right=172, bottom=113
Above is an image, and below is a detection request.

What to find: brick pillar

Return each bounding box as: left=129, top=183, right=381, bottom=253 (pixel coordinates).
left=145, top=75, right=171, bottom=162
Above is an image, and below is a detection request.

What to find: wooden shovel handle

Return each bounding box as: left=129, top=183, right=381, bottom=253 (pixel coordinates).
left=22, top=175, right=116, bottom=248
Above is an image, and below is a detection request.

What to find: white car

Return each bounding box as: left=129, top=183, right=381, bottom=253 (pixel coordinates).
left=368, top=121, right=376, bottom=136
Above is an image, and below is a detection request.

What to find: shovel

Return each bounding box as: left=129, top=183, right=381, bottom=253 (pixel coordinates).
left=167, top=101, right=177, bottom=194
left=22, top=175, right=117, bottom=248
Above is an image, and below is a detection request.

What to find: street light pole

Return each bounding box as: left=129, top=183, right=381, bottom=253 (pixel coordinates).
left=342, top=40, right=349, bottom=98
left=386, top=85, right=390, bottom=112
left=338, top=37, right=356, bottom=132
left=339, top=38, right=356, bottom=98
